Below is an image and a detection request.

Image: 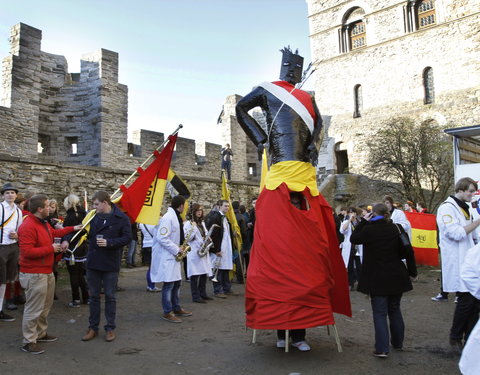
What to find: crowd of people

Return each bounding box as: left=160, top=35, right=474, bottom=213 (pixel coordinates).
left=331, top=180, right=480, bottom=372
left=1, top=177, right=479, bottom=374
left=0, top=182, right=258, bottom=354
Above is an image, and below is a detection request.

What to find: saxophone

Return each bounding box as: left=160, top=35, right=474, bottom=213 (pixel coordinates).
left=175, top=221, right=196, bottom=262
left=197, top=224, right=220, bottom=257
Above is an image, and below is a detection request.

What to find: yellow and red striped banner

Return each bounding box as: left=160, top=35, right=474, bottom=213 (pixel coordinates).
left=405, top=211, right=438, bottom=266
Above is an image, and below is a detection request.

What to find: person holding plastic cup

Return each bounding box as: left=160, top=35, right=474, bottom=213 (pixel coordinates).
left=17, top=194, right=82, bottom=354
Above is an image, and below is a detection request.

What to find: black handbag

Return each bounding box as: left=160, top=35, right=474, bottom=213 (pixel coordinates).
left=395, top=224, right=411, bottom=247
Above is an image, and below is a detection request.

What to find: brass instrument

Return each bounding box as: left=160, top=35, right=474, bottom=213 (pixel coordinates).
left=175, top=221, right=196, bottom=262
left=211, top=255, right=221, bottom=282
left=197, top=224, right=220, bottom=257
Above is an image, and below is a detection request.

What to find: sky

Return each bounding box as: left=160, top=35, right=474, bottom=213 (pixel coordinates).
left=0, top=0, right=313, bottom=145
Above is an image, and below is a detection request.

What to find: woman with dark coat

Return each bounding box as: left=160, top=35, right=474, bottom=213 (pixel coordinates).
left=62, top=194, right=89, bottom=307
left=350, top=203, right=417, bottom=358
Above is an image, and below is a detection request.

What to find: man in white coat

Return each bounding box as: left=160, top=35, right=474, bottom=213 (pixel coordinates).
left=437, top=177, right=480, bottom=353
left=459, top=243, right=480, bottom=375
left=339, top=207, right=363, bottom=290
left=151, top=195, right=192, bottom=323
left=384, top=196, right=411, bottom=237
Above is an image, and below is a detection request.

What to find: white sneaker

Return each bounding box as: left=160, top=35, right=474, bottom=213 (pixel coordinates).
left=276, top=339, right=286, bottom=348
left=147, top=287, right=162, bottom=293
left=292, top=341, right=311, bottom=352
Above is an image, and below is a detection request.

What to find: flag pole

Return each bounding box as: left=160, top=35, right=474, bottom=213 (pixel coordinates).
left=68, top=124, right=183, bottom=243
left=110, top=123, right=183, bottom=200
left=222, top=170, right=246, bottom=288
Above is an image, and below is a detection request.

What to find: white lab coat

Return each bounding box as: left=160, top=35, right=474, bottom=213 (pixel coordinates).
left=184, top=220, right=212, bottom=277
left=219, top=214, right=233, bottom=270
left=391, top=208, right=412, bottom=239
left=459, top=244, right=480, bottom=375
left=437, top=196, right=478, bottom=292
left=139, top=223, right=155, bottom=248
left=339, top=219, right=363, bottom=267
left=151, top=207, right=182, bottom=282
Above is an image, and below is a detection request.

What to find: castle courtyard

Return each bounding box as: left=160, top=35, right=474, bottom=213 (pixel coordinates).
left=0, top=265, right=461, bottom=375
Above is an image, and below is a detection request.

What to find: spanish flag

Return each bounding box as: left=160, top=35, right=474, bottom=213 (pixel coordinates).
left=119, top=134, right=177, bottom=225
left=405, top=211, right=439, bottom=266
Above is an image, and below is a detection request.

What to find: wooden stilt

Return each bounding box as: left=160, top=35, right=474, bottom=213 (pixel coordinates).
left=285, top=329, right=289, bottom=353
left=252, top=329, right=257, bottom=344
left=331, top=324, right=342, bottom=352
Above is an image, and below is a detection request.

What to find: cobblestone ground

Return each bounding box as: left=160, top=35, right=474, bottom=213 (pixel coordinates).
left=0, top=266, right=461, bottom=375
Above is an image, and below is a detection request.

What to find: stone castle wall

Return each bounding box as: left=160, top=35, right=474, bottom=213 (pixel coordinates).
left=0, top=155, right=259, bottom=217
left=0, top=23, right=260, bottom=183
left=306, top=0, right=480, bottom=178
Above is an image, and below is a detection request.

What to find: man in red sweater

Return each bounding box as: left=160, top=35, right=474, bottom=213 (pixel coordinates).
left=18, top=194, right=81, bottom=354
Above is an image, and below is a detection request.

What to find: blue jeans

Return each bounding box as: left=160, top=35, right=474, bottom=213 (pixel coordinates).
left=127, top=240, right=137, bottom=265
left=221, top=160, right=231, bottom=180
left=370, top=294, right=404, bottom=353
left=162, top=280, right=181, bottom=314
left=87, top=269, right=118, bottom=332
left=213, top=269, right=231, bottom=295
left=146, top=267, right=155, bottom=289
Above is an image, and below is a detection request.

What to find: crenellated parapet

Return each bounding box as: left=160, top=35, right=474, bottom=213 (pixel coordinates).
left=0, top=23, right=258, bottom=183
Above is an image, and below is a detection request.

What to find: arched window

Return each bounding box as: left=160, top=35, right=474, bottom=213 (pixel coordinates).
left=339, top=7, right=366, bottom=53
left=405, top=0, right=436, bottom=32
left=423, top=67, right=434, bottom=104
left=353, top=84, right=362, bottom=118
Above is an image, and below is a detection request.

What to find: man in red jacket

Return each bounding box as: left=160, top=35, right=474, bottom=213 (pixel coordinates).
left=18, top=194, right=81, bottom=354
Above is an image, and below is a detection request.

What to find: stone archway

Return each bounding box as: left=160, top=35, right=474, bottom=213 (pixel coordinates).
left=335, top=142, right=349, bottom=174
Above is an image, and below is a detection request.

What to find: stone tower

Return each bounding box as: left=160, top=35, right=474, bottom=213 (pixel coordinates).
left=305, top=0, right=480, bottom=179
left=0, top=23, right=128, bottom=168
left=218, top=94, right=261, bottom=182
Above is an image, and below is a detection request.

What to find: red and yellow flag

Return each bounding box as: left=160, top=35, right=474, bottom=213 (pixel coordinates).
left=119, top=134, right=177, bottom=225
left=405, top=211, right=438, bottom=266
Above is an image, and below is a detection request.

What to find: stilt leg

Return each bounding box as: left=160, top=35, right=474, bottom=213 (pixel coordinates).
left=252, top=329, right=257, bottom=344
left=331, top=324, right=342, bottom=352
left=285, top=329, right=289, bottom=353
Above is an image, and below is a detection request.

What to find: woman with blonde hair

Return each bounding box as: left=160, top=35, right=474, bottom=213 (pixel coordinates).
left=62, top=194, right=89, bottom=307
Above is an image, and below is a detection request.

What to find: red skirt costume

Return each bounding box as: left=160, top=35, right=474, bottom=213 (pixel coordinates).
left=245, top=161, right=351, bottom=329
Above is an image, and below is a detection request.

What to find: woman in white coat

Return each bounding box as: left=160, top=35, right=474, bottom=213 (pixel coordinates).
left=151, top=195, right=192, bottom=323
left=184, top=204, right=213, bottom=303
left=459, top=243, right=480, bottom=375
left=340, top=207, right=363, bottom=290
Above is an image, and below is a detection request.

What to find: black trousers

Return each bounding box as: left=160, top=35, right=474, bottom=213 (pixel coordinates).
left=190, top=274, right=208, bottom=301
left=67, top=262, right=89, bottom=302
left=347, top=247, right=362, bottom=286
left=450, top=292, right=480, bottom=341
left=277, top=329, right=306, bottom=343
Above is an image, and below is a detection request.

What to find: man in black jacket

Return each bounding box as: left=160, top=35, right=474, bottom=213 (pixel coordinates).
left=232, top=201, right=247, bottom=283
left=78, top=191, right=131, bottom=343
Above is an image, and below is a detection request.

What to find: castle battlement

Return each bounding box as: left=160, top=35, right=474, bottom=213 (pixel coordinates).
left=0, top=23, right=261, bottom=182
